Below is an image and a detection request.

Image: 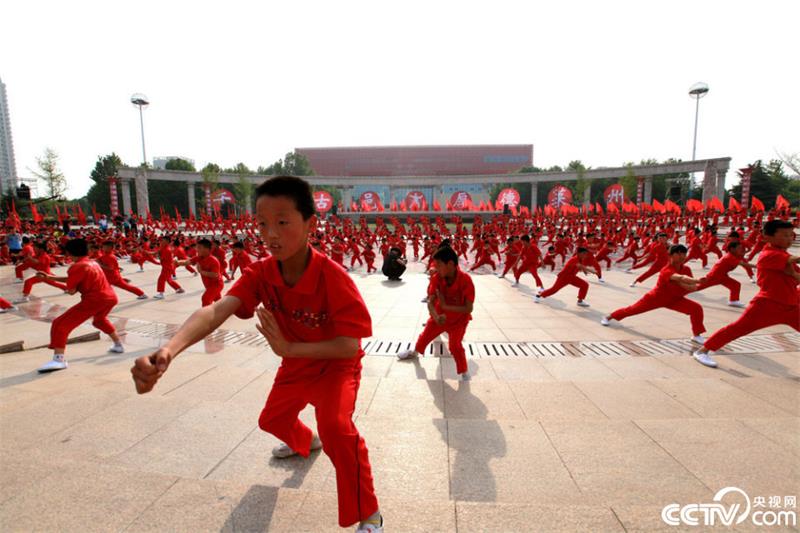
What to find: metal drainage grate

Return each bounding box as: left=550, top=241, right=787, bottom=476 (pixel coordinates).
left=118, top=317, right=800, bottom=359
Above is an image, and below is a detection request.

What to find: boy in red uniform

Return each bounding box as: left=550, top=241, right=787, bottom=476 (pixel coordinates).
left=36, top=238, right=124, bottom=373
left=629, top=233, right=669, bottom=287
left=97, top=240, right=148, bottom=299
left=363, top=245, right=377, bottom=274
left=16, top=241, right=68, bottom=302
left=176, top=238, right=224, bottom=307
left=601, top=244, right=707, bottom=343
left=131, top=177, right=383, bottom=533
left=535, top=247, right=592, bottom=307
left=228, top=241, right=253, bottom=278
left=693, top=220, right=800, bottom=368
left=695, top=241, right=755, bottom=307
left=154, top=236, right=184, bottom=299
left=398, top=246, right=475, bottom=380
left=513, top=235, right=543, bottom=289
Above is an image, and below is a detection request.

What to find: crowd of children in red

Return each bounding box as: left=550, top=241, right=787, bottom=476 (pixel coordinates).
left=2, top=177, right=798, bottom=532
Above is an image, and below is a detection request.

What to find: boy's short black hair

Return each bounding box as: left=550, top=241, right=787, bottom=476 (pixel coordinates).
left=65, top=238, right=89, bottom=257
left=255, top=176, right=315, bottom=220
left=432, top=246, right=459, bottom=265
left=521, top=234, right=530, bottom=242
left=576, top=247, right=588, bottom=254
left=657, top=232, right=668, bottom=238
left=763, top=220, right=793, bottom=236
left=669, top=244, right=688, bottom=255
left=197, top=238, right=212, bottom=249
left=103, top=240, right=114, bottom=247
left=34, top=240, right=47, bottom=250
left=438, top=239, right=451, bottom=250
left=232, top=241, right=244, bottom=249
left=726, top=241, right=741, bottom=252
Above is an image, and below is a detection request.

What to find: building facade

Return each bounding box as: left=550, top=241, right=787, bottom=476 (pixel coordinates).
left=0, top=77, right=18, bottom=197
left=153, top=156, right=195, bottom=170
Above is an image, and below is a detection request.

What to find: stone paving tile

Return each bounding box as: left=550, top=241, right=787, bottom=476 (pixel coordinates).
left=738, top=417, right=800, bottom=458
left=448, top=419, right=583, bottom=504
left=636, top=418, right=800, bottom=497
left=0, top=461, right=177, bottom=532
left=488, top=358, right=556, bottom=381
left=720, top=376, right=800, bottom=415
left=443, top=380, right=526, bottom=420
left=574, top=380, right=700, bottom=420
left=538, top=357, right=624, bottom=381
left=366, top=378, right=445, bottom=419
left=455, top=502, right=624, bottom=532
left=541, top=419, right=714, bottom=506
left=595, top=356, right=687, bottom=380
left=508, top=381, right=608, bottom=421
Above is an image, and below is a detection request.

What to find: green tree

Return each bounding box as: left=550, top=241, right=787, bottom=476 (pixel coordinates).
left=619, top=163, right=638, bottom=201
left=729, top=159, right=795, bottom=208
left=165, top=158, right=196, bottom=172
left=85, top=153, right=124, bottom=214
left=258, top=152, right=315, bottom=176
left=31, top=147, right=67, bottom=199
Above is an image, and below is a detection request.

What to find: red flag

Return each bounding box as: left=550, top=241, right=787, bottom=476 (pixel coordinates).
left=174, top=206, right=182, bottom=224
left=400, top=201, right=406, bottom=212
left=607, top=202, right=619, bottom=213
left=91, top=203, right=99, bottom=221
left=595, top=202, right=604, bottom=214
left=55, top=204, right=62, bottom=223
left=751, top=196, right=765, bottom=212
left=652, top=199, right=665, bottom=213
left=686, top=199, right=704, bottom=213
left=433, top=199, right=441, bottom=212
left=350, top=201, right=358, bottom=212
left=664, top=199, right=681, bottom=214
left=390, top=199, right=397, bottom=211
left=31, top=203, right=43, bottom=223
left=728, top=197, right=741, bottom=212
left=445, top=200, right=453, bottom=211
left=776, top=194, right=790, bottom=210
left=511, top=205, right=518, bottom=216
left=377, top=201, right=384, bottom=212
left=77, top=205, right=87, bottom=225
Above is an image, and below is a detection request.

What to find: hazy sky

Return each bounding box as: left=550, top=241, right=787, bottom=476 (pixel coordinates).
left=2, top=0, right=798, bottom=198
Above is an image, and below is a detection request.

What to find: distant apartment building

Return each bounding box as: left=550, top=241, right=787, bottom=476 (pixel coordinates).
left=0, top=77, right=18, bottom=196
left=153, top=156, right=195, bottom=170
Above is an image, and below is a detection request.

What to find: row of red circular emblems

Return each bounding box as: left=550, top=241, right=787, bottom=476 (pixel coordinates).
left=604, top=184, right=625, bottom=206
left=548, top=185, right=572, bottom=208
left=450, top=191, right=472, bottom=210
left=313, top=190, right=333, bottom=213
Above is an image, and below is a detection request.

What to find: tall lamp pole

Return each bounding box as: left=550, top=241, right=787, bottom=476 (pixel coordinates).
left=688, top=82, right=709, bottom=198
left=130, top=93, right=150, bottom=166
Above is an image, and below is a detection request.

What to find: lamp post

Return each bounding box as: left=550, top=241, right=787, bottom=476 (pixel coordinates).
left=130, top=93, right=150, bottom=166
left=688, top=82, right=709, bottom=198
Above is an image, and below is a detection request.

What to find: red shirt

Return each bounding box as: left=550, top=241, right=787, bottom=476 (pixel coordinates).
left=427, top=268, right=475, bottom=326
left=648, top=264, right=693, bottom=300
left=705, top=252, right=740, bottom=281
left=67, top=257, right=118, bottom=304
left=97, top=252, right=122, bottom=281
left=754, top=245, right=799, bottom=306
left=559, top=256, right=581, bottom=278
left=192, top=255, right=223, bottom=288
left=227, top=247, right=372, bottom=377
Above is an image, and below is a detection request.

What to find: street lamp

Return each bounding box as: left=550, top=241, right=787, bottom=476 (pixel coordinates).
left=130, top=93, right=150, bottom=166
left=688, top=82, right=709, bottom=198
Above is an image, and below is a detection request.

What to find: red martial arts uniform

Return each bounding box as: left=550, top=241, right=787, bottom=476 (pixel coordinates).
left=610, top=263, right=705, bottom=336
left=156, top=243, right=182, bottom=293
left=50, top=257, right=118, bottom=351
left=696, top=252, right=743, bottom=301
left=22, top=251, right=68, bottom=296
left=634, top=244, right=668, bottom=284
left=414, top=268, right=475, bottom=374
left=97, top=251, right=145, bottom=297
left=226, top=247, right=378, bottom=528
left=192, top=255, right=223, bottom=306
left=703, top=245, right=800, bottom=351
left=540, top=255, right=589, bottom=300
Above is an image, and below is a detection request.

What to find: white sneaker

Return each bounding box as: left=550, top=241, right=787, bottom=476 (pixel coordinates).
left=38, top=355, right=68, bottom=373
left=153, top=293, right=164, bottom=299
left=629, top=281, right=637, bottom=288
left=14, top=295, right=30, bottom=304
left=727, top=301, right=745, bottom=308
left=691, top=335, right=706, bottom=344
left=598, top=278, right=606, bottom=283
left=0, top=306, right=16, bottom=313
left=624, top=268, right=632, bottom=273
left=137, top=294, right=148, bottom=300
left=693, top=350, right=718, bottom=368
left=397, top=349, right=419, bottom=360
left=750, top=277, right=756, bottom=284
left=108, top=344, right=125, bottom=353
left=14, top=278, right=23, bottom=284
left=175, top=288, right=185, bottom=294
left=460, top=371, right=471, bottom=381
left=534, top=295, right=542, bottom=303
left=138, top=267, right=144, bottom=272
left=272, top=434, right=322, bottom=458
left=512, top=281, right=519, bottom=287
left=577, top=300, right=590, bottom=307
left=420, top=297, right=429, bottom=303
left=600, top=316, right=611, bottom=326
left=356, top=516, right=384, bottom=533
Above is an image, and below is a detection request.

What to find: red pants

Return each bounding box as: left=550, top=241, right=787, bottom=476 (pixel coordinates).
left=705, top=298, right=800, bottom=351
left=687, top=249, right=708, bottom=268
left=15, top=262, right=35, bottom=279
left=156, top=267, right=182, bottom=293
left=610, top=295, right=705, bottom=336
left=23, top=276, right=67, bottom=296
left=542, top=257, right=556, bottom=271
left=110, top=278, right=145, bottom=297
left=365, top=260, right=376, bottom=273
left=470, top=257, right=496, bottom=271
left=501, top=257, right=519, bottom=277
left=635, top=261, right=667, bottom=283
left=0, top=296, right=12, bottom=309
left=49, top=298, right=117, bottom=351
left=514, top=260, right=543, bottom=287
left=698, top=275, right=740, bottom=301
left=201, top=284, right=222, bottom=306
left=258, top=363, right=378, bottom=527
left=540, top=275, right=588, bottom=300
left=415, top=318, right=468, bottom=374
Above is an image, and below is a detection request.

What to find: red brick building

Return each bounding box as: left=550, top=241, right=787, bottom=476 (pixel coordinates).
left=295, top=144, right=533, bottom=176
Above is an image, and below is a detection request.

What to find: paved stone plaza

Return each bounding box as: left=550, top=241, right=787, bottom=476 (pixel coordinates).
left=1, top=254, right=798, bottom=532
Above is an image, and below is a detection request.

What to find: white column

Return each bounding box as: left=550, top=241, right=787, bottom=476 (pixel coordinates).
left=134, top=169, right=150, bottom=217
left=121, top=178, right=133, bottom=215
left=187, top=183, right=196, bottom=216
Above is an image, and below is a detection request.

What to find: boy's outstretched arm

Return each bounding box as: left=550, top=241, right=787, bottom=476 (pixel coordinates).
left=131, top=295, right=241, bottom=394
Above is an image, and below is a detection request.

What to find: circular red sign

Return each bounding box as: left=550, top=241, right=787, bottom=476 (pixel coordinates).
left=449, top=191, right=473, bottom=210
left=405, top=190, right=427, bottom=210
left=496, top=188, right=521, bottom=208
left=211, top=189, right=236, bottom=204
left=313, top=191, right=333, bottom=213
left=547, top=185, right=572, bottom=208
left=359, top=191, right=380, bottom=210
left=604, top=184, right=625, bottom=206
